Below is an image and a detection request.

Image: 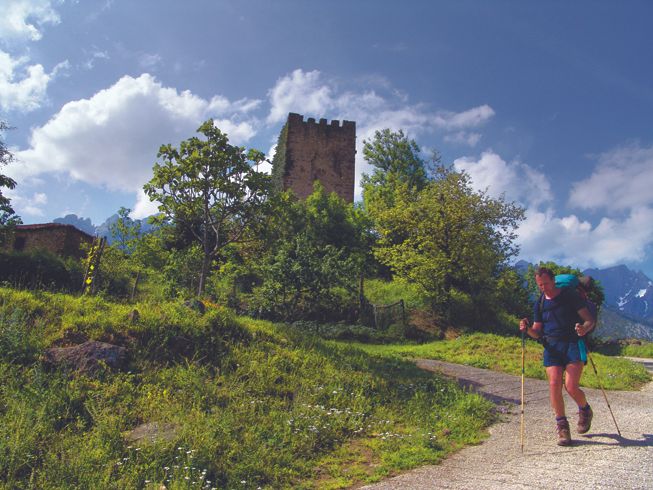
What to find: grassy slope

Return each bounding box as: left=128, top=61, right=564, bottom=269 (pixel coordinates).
left=347, top=333, right=651, bottom=391
left=0, top=288, right=494, bottom=490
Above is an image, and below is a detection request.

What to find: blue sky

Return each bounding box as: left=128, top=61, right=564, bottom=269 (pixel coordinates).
left=2, top=0, right=653, bottom=277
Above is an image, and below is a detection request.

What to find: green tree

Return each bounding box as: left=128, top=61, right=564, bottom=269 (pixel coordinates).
left=525, top=261, right=605, bottom=308
left=144, top=120, right=271, bottom=296
left=361, top=128, right=428, bottom=190
left=373, top=165, right=525, bottom=324
left=362, top=129, right=437, bottom=253
left=252, top=183, right=373, bottom=321
left=0, top=121, right=21, bottom=246
left=109, top=207, right=141, bottom=254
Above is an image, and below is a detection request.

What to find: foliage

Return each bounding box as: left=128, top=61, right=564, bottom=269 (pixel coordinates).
left=0, top=287, right=494, bottom=489
left=109, top=207, right=141, bottom=254
left=369, top=165, right=524, bottom=325
left=361, top=128, right=429, bottom=192
left=0, top=121, right=21, bottom=246
left=524, top=261, right=606, bottom=308
left=0, top=250, right=83, bottom=292
left=350, top=332, right=651, bottom=391
left=363, top=278, right=429, bottom=311
left=250, top=184, right=373, bottom=322
left=620, top=341, right=653, bottom=359
left=144, top=120, right=271, bottom=296
left=85, top=244, right=139, bottom=298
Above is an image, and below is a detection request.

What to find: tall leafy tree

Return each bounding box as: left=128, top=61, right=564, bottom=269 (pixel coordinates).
left=362, top=129, right=436, bottom=250
left=373, top=165, right=524, bottom=322
left=109, top=207, right=141, bottom=254
left=144, top=120, right=271, bottom=296
left=0, top=121, right=21, bottom=246
left=252, top=183, right=373, bottom=321
left=361, top=128, right=428, bottom=190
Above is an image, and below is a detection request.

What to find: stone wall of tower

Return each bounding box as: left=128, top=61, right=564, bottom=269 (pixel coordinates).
left=276, top=113, right=355, bottom=202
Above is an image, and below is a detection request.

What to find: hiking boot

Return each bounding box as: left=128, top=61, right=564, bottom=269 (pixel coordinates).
left=577, top=406, right=593, bottom=434
left=556, top=419, right=572, bottom=446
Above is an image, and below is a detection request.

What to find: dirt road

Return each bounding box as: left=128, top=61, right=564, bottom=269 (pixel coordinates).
left=361, top=359, right=653, bottom=489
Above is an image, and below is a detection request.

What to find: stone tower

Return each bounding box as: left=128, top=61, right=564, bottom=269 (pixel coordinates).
left=271, top=112, right=356, bottom=202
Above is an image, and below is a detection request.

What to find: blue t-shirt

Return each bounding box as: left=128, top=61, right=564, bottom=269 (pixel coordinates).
left=533, top=287, right=586, bottom=339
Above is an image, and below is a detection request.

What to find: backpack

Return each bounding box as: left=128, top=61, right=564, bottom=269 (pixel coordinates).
left=539, top=274, right=598, bottom=335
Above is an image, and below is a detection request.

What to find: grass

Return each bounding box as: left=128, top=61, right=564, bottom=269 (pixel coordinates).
left=345, top=332, right=652, bottom=391
left=620, top=341, right=653, bottom=359
left=0, top=287, right=494, bottom=489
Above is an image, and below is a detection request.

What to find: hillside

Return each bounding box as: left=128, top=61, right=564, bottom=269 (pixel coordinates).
left=0, top=287, right=493, bottom=489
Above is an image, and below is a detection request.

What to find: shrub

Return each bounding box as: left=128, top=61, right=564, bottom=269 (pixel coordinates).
left=0, top=250, right=83, bottom=292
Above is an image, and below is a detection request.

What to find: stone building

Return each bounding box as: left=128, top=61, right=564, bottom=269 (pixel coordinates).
left=5, top=223, right=94, bottom=259
left=271, top=112, right=355, bottom=202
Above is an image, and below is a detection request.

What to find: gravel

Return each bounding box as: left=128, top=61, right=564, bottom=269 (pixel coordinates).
left=361, top=358, right=653, bottom=490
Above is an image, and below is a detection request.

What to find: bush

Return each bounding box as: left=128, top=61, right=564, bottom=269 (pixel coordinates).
left=0, top=250, right=83, bottom=292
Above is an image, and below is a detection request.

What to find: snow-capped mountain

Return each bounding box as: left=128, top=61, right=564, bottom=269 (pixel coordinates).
left=583, top=265, right=653, bottom=323
left=515, top=261, right=653, bottom=340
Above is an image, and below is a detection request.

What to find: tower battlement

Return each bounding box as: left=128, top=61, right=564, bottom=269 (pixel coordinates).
left=272, top=113, right=356, bottom=202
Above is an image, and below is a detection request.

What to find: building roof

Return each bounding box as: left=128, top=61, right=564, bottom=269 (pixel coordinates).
left=15, top=223, right=95, bottom=239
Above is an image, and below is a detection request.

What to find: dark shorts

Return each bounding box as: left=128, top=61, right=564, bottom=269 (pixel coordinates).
left=543, top=338, right=587, bottom=367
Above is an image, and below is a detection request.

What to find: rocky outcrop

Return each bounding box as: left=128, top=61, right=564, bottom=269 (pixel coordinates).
left=43, top=340, right=128, bottom=375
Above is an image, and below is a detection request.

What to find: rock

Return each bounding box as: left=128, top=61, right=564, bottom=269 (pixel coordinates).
left=50, top=329, right=89, bottom=348
left=125, top=422, right=178, bottom=444
left=184, top=299, right=206, bottom=314
left=43, top=340, right=128, bottom=375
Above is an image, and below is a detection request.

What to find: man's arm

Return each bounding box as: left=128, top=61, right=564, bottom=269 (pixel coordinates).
left=519, top=318, right=543, bottom=339
left=575, top=307, right=596, bottom=337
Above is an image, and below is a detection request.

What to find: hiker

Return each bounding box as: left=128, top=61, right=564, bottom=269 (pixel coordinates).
left=519, top=266, right=596, bottom=446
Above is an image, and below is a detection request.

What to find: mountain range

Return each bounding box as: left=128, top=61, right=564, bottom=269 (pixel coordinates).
left=53, top=213, right=156, bottom=244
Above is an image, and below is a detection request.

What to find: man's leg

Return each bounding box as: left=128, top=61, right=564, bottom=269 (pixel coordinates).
left=565, top=361, right=593, bottom=433
left=564, top=361, right=587, bottom=406
left=546, top=365, right=572, bottom=445
left=545, top=366, right=565, bottom=416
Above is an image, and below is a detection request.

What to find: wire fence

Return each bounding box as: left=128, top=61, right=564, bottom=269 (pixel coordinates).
left=359, top=299, right=406, bottom=330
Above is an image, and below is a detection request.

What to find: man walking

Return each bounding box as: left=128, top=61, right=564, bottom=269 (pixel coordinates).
left=519, top=267, right=596, bottom=445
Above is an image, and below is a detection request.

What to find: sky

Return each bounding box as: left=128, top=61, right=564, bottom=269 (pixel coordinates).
left=2, top=0, right=653, bottom=277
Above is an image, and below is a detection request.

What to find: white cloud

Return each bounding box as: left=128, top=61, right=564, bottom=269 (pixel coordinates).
left=450, top=148, right=653, bottom=270
left=82, top=50, right=109, bottom=70
left=132, top=189, right=160, bottom=220
left=0, top=0, right=60, bottom=43
left=516, top=206, right=653, bottom=269
left=139, top=53, right=163, bottom=70
left=568, top=143, right=653, bottom=212
left=453, top=151, right=553, bottom=209
left=10, top=73, right=261, bottom=194
left=433, top=105, right=495, bottom=130
left=0, top=50, right=68, bottom=112
left=267, top=69, right=334, bottom=124
left=445, top=131, right=481, bottom=147
left=6, top=189, right=48, bottom=217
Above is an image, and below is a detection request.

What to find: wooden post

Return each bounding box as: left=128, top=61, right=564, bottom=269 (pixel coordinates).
left=130, top=270, right=141, bottom=302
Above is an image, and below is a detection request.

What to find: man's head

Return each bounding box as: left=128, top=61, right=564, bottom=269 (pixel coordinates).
left=535, top=266, right=557, bottom=295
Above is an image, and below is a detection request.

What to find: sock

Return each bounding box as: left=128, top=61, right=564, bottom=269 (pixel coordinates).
left=555, top=416, right=567, bottom=422
left=579, top=404, right=591, bottom=411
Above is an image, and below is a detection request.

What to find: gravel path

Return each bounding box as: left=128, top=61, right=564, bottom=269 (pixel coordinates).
left=361, top=358, right=653, bottom=490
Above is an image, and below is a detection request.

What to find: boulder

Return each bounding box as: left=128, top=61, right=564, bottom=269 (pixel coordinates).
left=43, top=340, right=128, bottom=375
left=125, top=422, right=178, bottom=445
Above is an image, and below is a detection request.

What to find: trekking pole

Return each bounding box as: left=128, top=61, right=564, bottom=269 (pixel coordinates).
left=521, top=330, right=525, bottom=452
left=586, top=348, right=622, bottom=437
